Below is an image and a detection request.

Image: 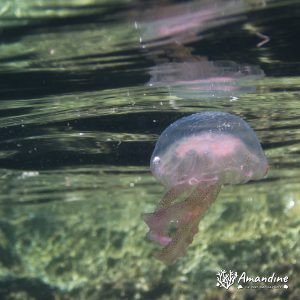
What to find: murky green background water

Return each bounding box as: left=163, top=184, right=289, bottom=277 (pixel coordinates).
left=0, top=0, right=299, bottom=299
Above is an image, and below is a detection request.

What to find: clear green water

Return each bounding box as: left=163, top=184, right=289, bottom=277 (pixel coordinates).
left=0, top=0, right=299, bottom=299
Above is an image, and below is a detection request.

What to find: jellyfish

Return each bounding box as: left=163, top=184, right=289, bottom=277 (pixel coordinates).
left=144, top=111, right=268, bottom=264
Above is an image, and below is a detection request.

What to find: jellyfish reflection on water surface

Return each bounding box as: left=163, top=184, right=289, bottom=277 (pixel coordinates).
left=144, top=112, right=268, bottom=264
left=148, top=61, right=265, bottom=99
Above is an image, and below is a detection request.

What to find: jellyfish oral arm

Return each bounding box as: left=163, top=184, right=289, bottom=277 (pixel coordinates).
left=143, top=182, right=220, bottom=264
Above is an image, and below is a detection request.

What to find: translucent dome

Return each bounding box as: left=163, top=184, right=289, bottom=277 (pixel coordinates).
left=150, top=111, right=268, bottom=188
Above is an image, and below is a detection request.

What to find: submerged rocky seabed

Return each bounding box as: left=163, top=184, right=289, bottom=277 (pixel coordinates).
left=0, top=166, right=299, bottom=299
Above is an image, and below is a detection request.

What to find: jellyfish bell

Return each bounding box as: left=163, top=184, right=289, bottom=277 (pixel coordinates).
left=144, top=111, right=268, bottom=264
left=151, top=112, right=268, bottom=187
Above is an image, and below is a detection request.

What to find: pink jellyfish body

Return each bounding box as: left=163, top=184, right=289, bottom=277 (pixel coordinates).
left=144, top=111, right=268, bottom=264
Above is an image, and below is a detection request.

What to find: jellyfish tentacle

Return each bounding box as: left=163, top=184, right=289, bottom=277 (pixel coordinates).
left=156, top=214, right=201, bottom=264
left=143, top=184, right=188, bottom=246
left=143, top=189, right=190, bottom=247
left=156, top=182, right=221, bottom=264
left=158, top=183, right=187, bottom=209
